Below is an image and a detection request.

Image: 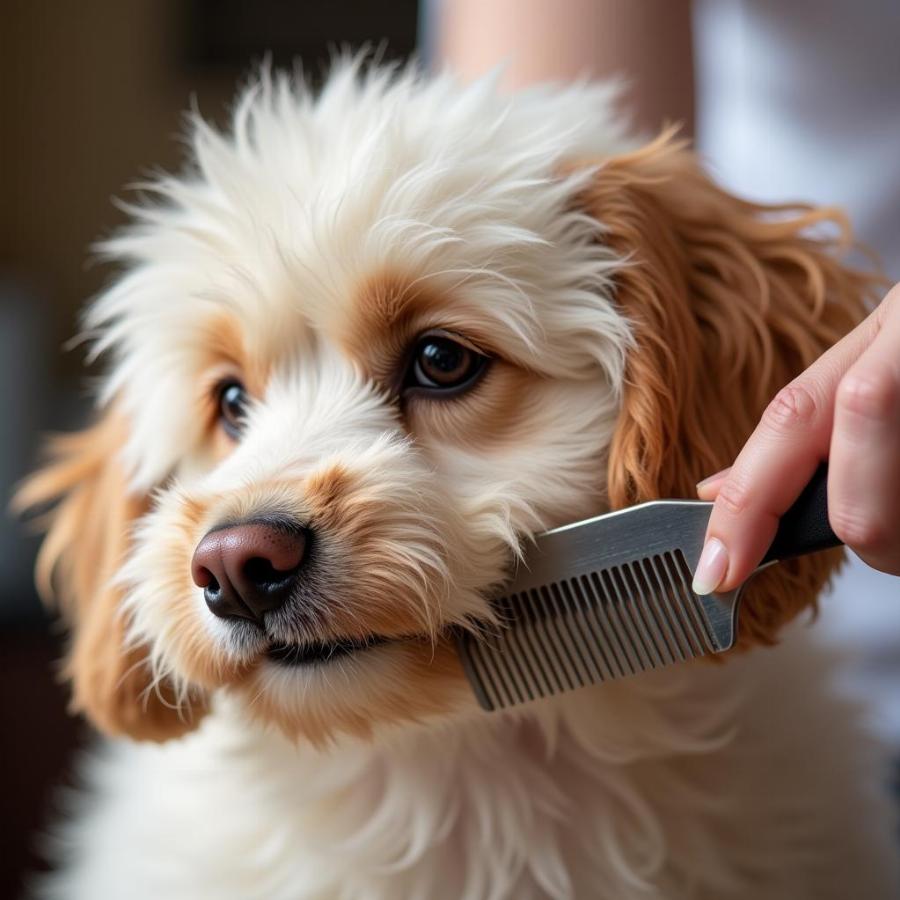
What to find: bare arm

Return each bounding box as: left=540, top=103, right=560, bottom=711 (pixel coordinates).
left=434, top=0, right=695, bottom=135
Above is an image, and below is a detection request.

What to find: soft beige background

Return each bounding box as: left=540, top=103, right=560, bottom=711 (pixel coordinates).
left=1, top=1, right=234, bottom=380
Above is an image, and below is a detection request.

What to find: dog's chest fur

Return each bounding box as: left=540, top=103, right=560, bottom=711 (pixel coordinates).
left=41, top=630, right=899, bottom=900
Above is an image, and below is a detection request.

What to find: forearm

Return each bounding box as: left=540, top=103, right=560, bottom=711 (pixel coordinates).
left=434, top=0, right=695, bottom=136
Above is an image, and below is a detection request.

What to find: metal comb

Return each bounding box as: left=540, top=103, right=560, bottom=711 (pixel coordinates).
left=457, top=465, right=839, bottom=711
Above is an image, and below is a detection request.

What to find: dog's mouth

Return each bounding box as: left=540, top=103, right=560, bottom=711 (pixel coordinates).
left=266, top=634, right=393, bottom=666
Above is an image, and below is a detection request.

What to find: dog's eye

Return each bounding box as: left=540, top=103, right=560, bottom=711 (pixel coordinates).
left=217, top=379, right=248, bottom=437
left=405, top=332, right=488, bottom=396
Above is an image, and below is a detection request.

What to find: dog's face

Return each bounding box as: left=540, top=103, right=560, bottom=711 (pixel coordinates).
left=110, top=212, right=630, bottom=741
left=20, top=64, right=872, bottom=743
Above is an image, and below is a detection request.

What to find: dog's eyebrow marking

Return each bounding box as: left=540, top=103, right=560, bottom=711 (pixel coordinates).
left=359, top=271, right=423, bottom=325
left=195, top=310, right=274, bottom=402
left=340, top=270, right=446, bottom=384
left=341, top=269, right=514, bottom=384
left=350, top=271, right=437, bottom=341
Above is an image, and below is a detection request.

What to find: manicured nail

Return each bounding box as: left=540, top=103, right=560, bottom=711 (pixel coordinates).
left=692, top=538, right=728, bottom=595
left=696, top=467, right=730, bottom=490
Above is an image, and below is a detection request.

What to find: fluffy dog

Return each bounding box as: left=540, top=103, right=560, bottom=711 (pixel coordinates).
left=18, top=61, right=900, bottom=898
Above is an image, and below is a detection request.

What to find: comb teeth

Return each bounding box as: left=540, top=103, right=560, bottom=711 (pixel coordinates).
left=458, top=549, right=734, bottom=712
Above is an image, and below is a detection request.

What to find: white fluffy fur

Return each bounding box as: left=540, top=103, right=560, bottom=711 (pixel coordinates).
left=32, top=60, right=899, bottom=898
left=38, top=634, right=899, bottom=899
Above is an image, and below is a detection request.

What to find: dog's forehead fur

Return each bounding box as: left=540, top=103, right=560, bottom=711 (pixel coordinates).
left=86, top=62, right=635, bottom=488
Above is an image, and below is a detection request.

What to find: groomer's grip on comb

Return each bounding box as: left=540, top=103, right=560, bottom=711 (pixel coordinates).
left=694, top=284, right=900, bottom=594
left=760, top=465, right=841, bottom=564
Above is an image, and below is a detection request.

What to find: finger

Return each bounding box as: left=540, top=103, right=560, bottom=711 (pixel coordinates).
left=693, top=305, right=886, bottom=595
left=829, top=292, right=900, bottom=574
left=696, top=467, right=731, bottom=501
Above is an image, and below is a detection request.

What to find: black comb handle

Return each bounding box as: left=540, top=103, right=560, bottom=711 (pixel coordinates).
left=761, top=463, right=842, bottom=564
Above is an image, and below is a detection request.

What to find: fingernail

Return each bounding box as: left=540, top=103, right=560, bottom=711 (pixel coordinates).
left=696, top=467, right=730, bottom=490
left=692, top=538, right=729, bottom=595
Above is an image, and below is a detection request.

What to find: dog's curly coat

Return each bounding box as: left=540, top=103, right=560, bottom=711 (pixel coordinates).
left=18, top=61, right=900, bottom=898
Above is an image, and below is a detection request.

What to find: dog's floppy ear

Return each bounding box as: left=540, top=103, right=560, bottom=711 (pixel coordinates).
left=14, top=406, right=207, bottom=740
left=579, top=130, right=882, bottom=647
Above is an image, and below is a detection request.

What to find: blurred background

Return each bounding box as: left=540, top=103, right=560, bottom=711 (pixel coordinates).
left=0, top=3, right=416, bottom=896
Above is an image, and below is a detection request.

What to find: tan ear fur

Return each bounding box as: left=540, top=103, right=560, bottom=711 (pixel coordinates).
left=581, top=130, right=884, bottom=648
left=14, top=409, right=207, bottom=740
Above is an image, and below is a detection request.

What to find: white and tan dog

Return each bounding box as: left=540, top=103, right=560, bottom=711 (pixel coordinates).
left=19, top=61, right=900, bottom=899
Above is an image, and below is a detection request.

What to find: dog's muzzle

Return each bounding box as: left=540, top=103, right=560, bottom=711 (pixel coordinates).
left=191, top=518, right=308, bottom=623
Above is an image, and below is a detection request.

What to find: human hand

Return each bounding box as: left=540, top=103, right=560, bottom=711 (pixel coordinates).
left=692, top=284, right=900, bottom=594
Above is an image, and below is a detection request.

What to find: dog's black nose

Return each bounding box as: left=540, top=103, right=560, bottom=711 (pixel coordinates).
left=191, top=520, right=307, bottom=622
